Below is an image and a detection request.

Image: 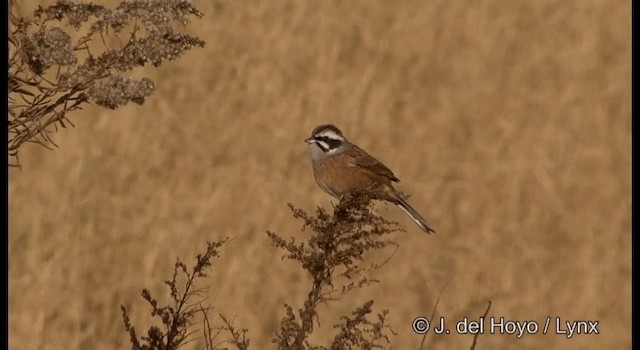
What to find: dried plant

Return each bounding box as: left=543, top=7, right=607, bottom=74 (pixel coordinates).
left=120, top=192, right=483, bottom=349
left=267, top=191, right=401, bottom=349
left=8, top=0, right=205, bottom=167
left=120, top=238, right=252, bottom=350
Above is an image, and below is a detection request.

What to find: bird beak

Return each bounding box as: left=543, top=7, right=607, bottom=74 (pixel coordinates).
left=304, top=136, right=314, bottom=144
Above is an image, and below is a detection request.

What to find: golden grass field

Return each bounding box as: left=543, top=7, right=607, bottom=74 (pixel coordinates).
left=9, top=0, right=630, bottom=349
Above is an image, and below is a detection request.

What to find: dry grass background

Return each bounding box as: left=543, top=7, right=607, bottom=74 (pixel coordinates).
left=8, top=0, right=630, bottom=349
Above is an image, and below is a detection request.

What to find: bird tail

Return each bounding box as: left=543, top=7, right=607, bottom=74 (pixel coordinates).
left=395, top=196, right=436, bottom=234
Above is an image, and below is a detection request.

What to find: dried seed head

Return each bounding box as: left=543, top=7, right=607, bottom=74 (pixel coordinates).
left=22, top=27, right=77, bottom=74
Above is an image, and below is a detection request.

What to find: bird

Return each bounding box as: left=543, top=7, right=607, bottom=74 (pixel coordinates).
left=304, top=124, right=435, bottom=233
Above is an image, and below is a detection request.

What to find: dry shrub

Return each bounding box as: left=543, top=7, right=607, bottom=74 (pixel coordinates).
left=121, top=238, right=252, bottom=350
left=121, top=192, right=402, bottom=350
left=267, top=191, right=402, bottom=349
left=8, top=0, right=205, bottom=167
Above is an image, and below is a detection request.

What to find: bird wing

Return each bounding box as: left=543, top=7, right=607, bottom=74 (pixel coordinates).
left=347, top=145, right=400, bottom=182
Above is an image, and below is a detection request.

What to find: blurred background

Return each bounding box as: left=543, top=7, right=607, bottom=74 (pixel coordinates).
left=9, top=0, right=630, bottom=349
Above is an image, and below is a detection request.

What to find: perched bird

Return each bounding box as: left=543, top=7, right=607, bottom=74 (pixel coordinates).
left=305, top=124, right=435, bottom=233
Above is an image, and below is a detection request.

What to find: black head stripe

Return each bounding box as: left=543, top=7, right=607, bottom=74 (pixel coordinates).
left=315, top=135, right=343, bottom=151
